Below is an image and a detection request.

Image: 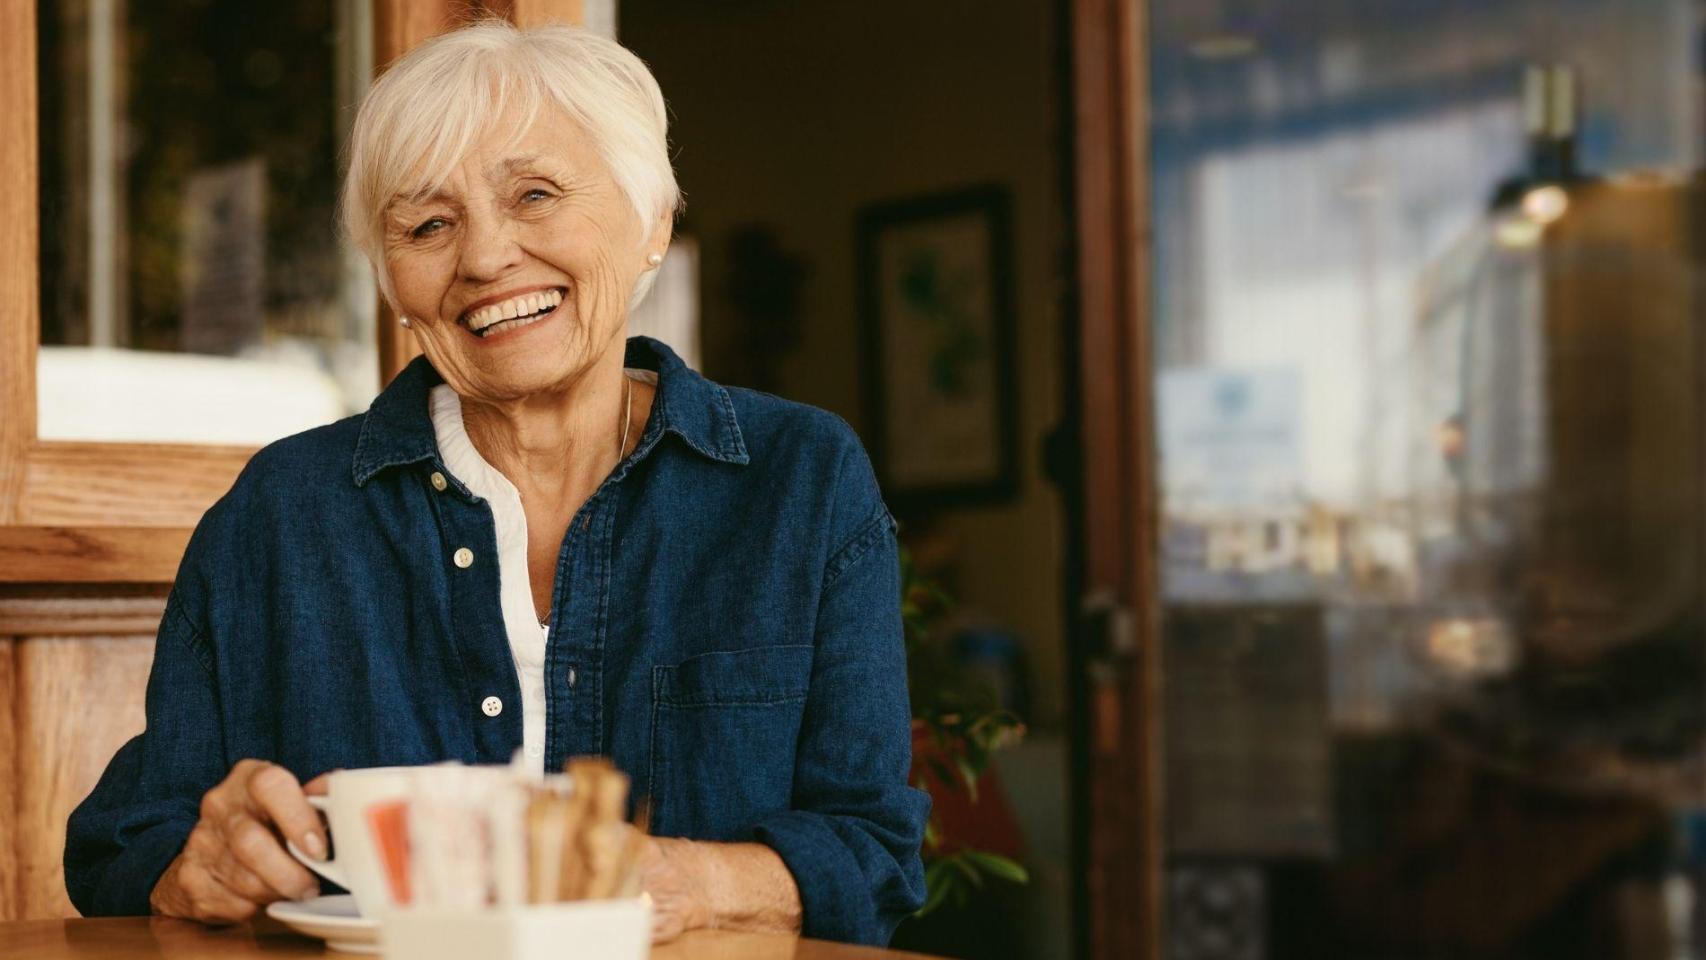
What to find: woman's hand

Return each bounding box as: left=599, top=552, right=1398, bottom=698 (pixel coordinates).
left=634, top=834, right=802, bottom=943
left=149, top=760, right=331, bottom=923
left=635, top=836, right=713, bottom=942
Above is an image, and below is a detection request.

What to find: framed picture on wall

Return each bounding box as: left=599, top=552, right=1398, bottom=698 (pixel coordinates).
left=857, top=185, right=1019, bottom=508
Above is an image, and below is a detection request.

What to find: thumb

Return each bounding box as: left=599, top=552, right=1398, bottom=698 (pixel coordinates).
left=302, top=769, right=341, bottom=796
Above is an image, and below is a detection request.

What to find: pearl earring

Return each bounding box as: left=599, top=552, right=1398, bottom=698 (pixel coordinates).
left=399, top=316, right=412, bottom=329
left=647, top=253, right=664, bottom=267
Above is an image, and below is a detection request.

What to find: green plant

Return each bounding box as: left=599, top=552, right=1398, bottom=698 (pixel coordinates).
left=900, top=542, right=1029, bottom=916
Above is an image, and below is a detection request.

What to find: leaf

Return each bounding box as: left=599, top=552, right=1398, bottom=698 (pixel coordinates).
left=956, top=755, right=982, bottom=802
left=926, top=758, right=958, bottom=793
left=963, top=851, right=1030, bottom=885
left=948, top=854, right=985, bottom=889
left=917, top=861, right=955, bottom=917
left=922, top=818, right=942, bottom=852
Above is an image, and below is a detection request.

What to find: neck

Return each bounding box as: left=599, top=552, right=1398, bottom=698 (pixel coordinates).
left=459, top=357, right=631, bottom=507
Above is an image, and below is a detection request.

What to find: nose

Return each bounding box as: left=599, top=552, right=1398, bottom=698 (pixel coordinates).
left=456, top=210, right=524, bottom=283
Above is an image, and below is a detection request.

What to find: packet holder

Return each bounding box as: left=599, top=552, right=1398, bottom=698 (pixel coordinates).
left=381, top=897, right=652, bottom=960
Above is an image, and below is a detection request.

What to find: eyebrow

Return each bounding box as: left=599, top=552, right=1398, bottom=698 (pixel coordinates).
left=493, top=154, right=550, bottom=177
left=385, top=155, right=573, bottom=210
left=389, top=188, right=454, bottom=209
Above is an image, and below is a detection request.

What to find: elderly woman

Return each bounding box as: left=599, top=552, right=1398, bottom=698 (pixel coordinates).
left=64, top=22, right=926, bottom=946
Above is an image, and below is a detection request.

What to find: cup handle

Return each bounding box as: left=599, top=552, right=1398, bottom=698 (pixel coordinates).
left=286, top=795, right=348, bottom=890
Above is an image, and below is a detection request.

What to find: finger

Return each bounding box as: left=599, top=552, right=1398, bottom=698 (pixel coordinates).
left=302, top=770, right=339, bottom=796
left=209, top=846, right=283, bottom=903
left=197, top=891, right=259, bottom=925
left=226, top=813, right=319, bottom=900
left=199, top=775, right=244, bottom=825
left=246, top=762, right=327, bottom=861
left=652, top=912, right=685, bottom=944
left=178, top=859, right=261, bottom=924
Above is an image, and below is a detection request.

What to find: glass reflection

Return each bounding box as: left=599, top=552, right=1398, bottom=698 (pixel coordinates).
left=36, top=0, right=377, bottom=445
left=1151, top=1, right=1706, bottom=956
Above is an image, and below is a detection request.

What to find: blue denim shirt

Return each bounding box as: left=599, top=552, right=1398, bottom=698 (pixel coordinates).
left=64, top=336, right=929, bottom=945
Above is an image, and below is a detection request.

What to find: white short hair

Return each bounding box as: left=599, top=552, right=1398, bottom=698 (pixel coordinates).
left=341, top=21, right=681, bottom=308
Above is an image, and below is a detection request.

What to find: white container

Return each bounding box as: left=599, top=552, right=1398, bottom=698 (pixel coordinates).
left=381, top=898, right=652, bottom=960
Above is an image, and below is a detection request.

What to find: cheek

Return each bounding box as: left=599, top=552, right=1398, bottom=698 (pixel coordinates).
left=556, top=235, right=638, bottom=320
left=537, top=209, right=639, bottom=291
left=386, top=250, right=453, bottom=317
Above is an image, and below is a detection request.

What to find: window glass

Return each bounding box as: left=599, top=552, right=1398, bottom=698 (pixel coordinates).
left=1150, top=1, right=1706, bottom=955
left=37, top=0, right=377, bottom=445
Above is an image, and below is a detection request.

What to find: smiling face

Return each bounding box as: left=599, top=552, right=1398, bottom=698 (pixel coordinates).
left=383, top=106, right=670, bottom=404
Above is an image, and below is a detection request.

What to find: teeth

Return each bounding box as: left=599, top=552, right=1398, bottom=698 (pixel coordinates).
left=476, top=310, right=549, bottom=338
left=465, top=289, right=562, bottom=332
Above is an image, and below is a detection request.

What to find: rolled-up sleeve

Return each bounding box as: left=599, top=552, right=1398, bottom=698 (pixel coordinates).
left=64, top=589, right=226, bottom=916
left=750, top=495, right=931, bottom=945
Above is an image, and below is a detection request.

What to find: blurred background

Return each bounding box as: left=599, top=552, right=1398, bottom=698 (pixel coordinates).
left=5, top=1, right=1706, bottom=959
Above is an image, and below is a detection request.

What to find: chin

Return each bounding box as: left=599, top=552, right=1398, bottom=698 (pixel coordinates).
left=472, top=353, right=589, bottom=399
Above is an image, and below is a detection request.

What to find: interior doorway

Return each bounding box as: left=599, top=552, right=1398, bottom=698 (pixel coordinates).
left=622, top=3, right=1082, bottom=958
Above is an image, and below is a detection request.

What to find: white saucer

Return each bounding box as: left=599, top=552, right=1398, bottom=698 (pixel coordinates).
left=267, top=894, right=380, bottom=954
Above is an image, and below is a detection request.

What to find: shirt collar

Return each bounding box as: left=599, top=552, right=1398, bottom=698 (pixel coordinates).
left=352, top=335, right=749, bottom=487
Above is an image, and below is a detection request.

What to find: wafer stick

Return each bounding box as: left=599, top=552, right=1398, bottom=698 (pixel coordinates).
left=579, top=766, right=631, bottom=898
left=526, top=791, right=567, bottom=903
left=555, top=761, right=599, bottom=900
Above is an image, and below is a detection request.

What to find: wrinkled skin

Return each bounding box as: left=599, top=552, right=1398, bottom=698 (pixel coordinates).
left=149, top=760, right=329, bottom=924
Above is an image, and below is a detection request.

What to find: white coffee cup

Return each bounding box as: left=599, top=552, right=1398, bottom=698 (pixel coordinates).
left=287, top=766, right=412, bottom=917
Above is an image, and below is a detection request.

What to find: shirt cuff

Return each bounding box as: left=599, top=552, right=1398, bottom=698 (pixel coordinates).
left=750, top=810, right=899, bottom=946
left=75, top=818, right=194, bottom=917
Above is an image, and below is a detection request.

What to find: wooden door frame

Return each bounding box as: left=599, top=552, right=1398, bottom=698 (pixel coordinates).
left=1067, top=0, right=1163, bottom=957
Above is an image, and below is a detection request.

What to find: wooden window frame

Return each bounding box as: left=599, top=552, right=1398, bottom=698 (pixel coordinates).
left=0, top=0, right=583, bottom=584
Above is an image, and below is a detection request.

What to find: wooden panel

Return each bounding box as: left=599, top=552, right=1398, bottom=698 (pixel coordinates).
left=1, top=637, right=16, bottom=921
left=377, top=304, right=422, bottom=388
left=17, top=443, right=249, bottom=529
left=13, top=635, right=154, bottom=920
left=0, top=588, right=166, bottom=637
left=0, top=0, right=40, bottom=526
left=511, top=0, right=584, bottom=27
left=0, top=528, right=189, bottom=584
left=374, top=0, right=454, bottom=66
left=372, top=0, right=513, bottom=67
left=0, top=438, right=247, bottom=584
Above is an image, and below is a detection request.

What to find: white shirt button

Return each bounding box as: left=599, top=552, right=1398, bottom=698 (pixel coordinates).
left=526, top=745, right=543, bottom=758
left=453, top=547, right=474, bottom=568
left=430, top=471, right=448, bottom=492
left=481, top=696, right=503, bottom=717
left=567, top=667, right=577, bottom=689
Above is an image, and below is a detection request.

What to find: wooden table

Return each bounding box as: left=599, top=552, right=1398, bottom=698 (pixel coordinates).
left=0, top=918, right=946, bottom=959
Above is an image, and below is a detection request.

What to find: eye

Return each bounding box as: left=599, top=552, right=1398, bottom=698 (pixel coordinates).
left=520, top=187, right=553, bottom=203
left=411, top=217, right=448, bottom=239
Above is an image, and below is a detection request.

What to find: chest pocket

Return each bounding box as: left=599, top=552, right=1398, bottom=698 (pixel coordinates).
left=648, top=644, right=812, bottom=839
